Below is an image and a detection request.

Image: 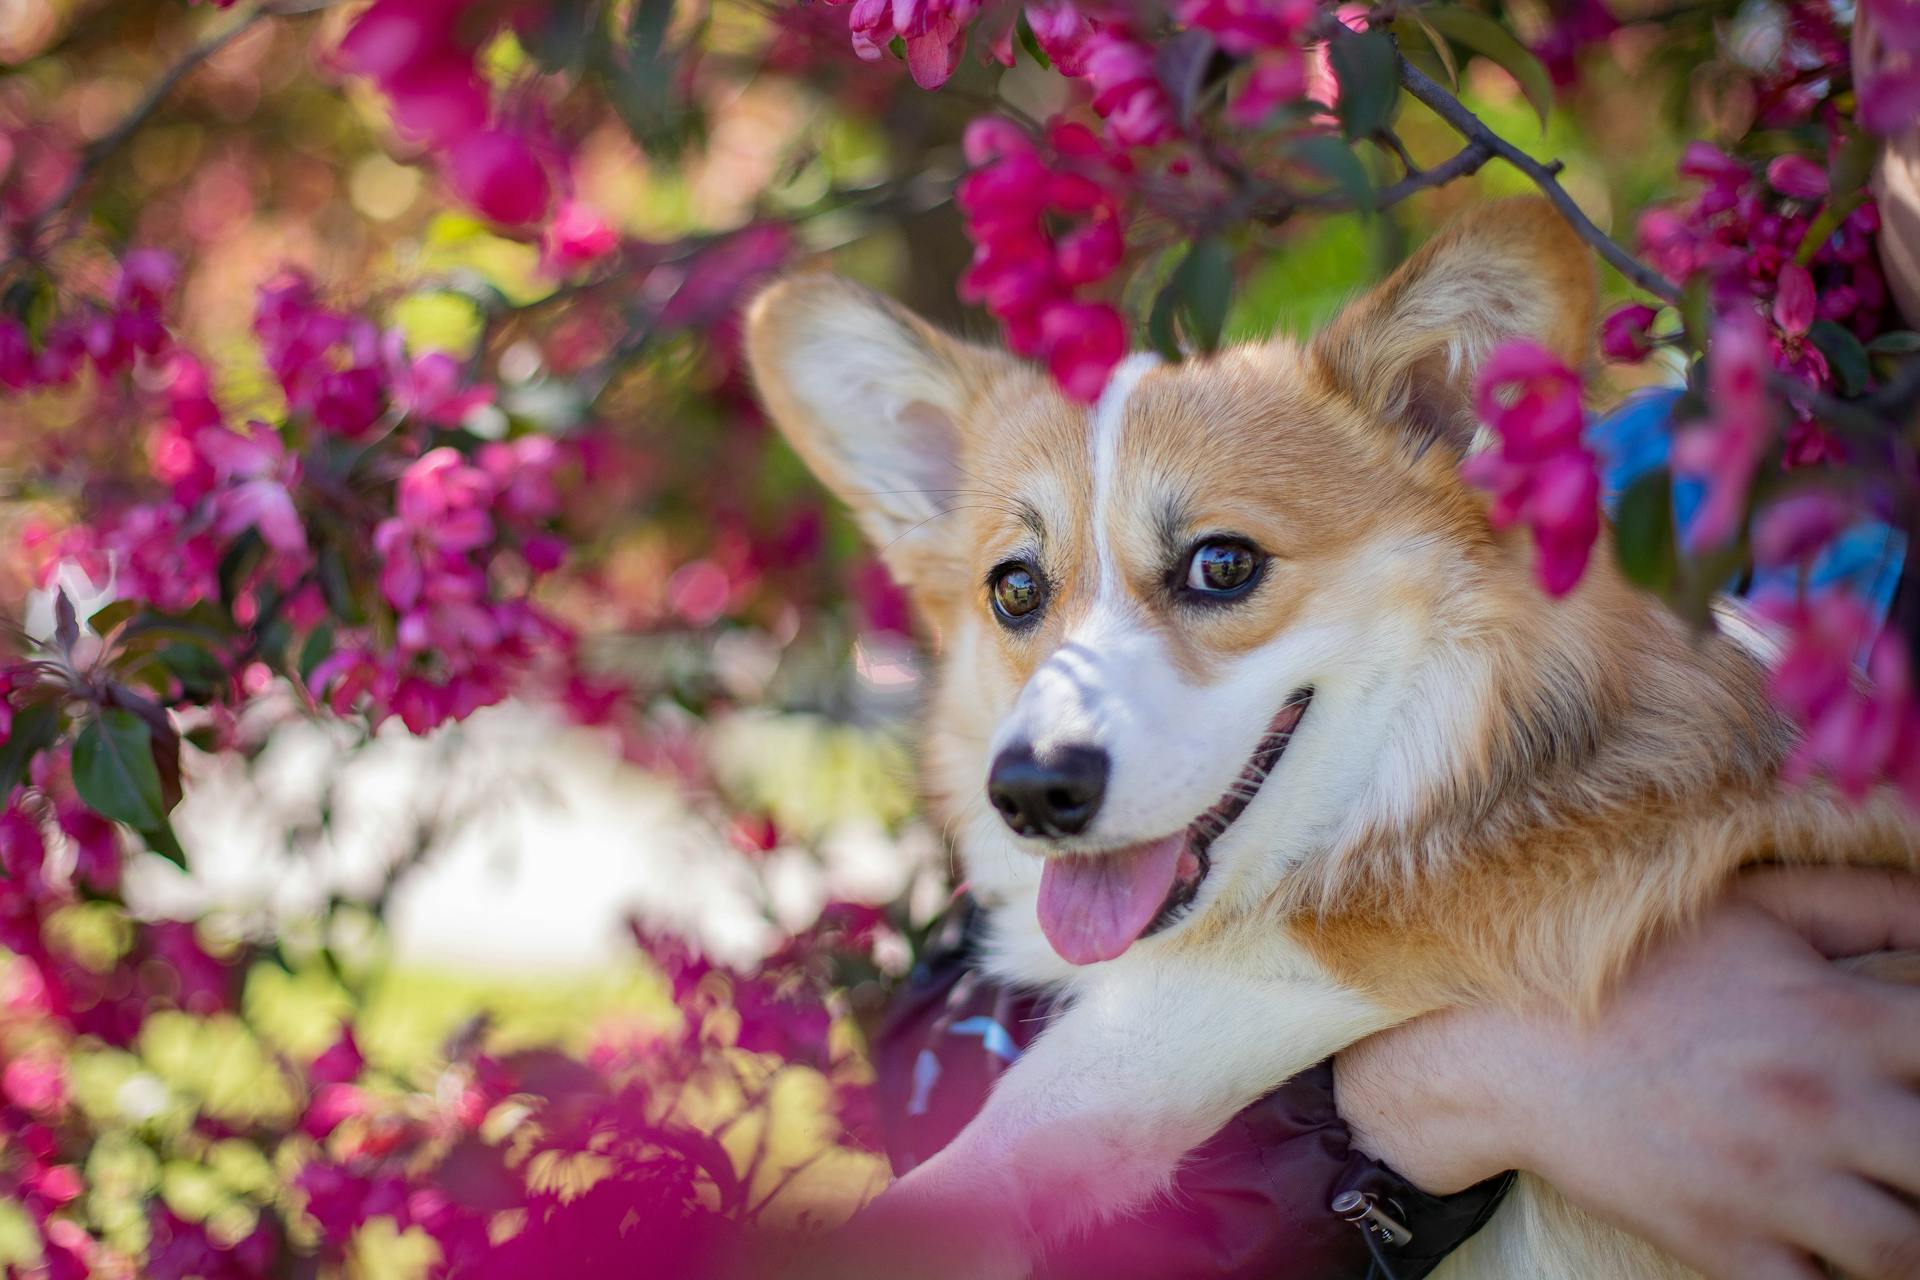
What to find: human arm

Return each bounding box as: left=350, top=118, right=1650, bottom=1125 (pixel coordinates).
left=1334, top=867, right=1920, bottom=1280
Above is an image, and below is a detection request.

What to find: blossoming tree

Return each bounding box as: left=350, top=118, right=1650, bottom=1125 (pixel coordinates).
left=0, top=0, right=1917, bottom=1273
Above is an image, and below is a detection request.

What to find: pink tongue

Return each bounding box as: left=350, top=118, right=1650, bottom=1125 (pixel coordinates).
left=1036, top=835, right=1185, bottom=965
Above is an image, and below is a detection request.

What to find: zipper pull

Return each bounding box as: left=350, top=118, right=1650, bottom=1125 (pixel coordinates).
left=1332, top=1189, right=1414, bottom=1249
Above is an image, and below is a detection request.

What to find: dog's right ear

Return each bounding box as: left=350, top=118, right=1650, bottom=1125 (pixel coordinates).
left=745, top=276, right=1014, bottom=593
left=1310, top=197, right=1596, bottom=461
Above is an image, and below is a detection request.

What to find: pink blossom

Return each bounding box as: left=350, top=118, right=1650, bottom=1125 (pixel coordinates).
left=1600, top=302, right=1660, bottom=362
left=3, top=1054, right=68, bottom=1114
left=1473, top=341, right=1585, bottom=461
left=383, top=332, right=493, bottom=425
left=1858, top=0, right=1920, bottom=134
left=0, top=319, right=33, bottom=390
left=1677, top=141, right=1749, bottom=188
left=1752, top=491, right=1851, bottom=567
left=1178, top=0, right=1316, bottom=55
left=1229, top=48, right=1310, bottom=123
left=1038, top=300, right=1127, bottom=402
left=835, top=0, right=984, bottom=87
left=57, top=803, right=119, bottom=894
left=1464, top=342, right=1600, bottom=596
left=1765, top=591, right=1920, bottom=804
left=448, top=130, right=553, bottom=226
left=542, top=199, right=620, bottom=275
left=1772, top=261, right=1816, bottom=337
left=311, top=1026, right=366, bottom=1086
left=1765, top=154, right=1828, bottom=201
left=199, top=423, right=308, bottom=558
left=957, top=118, right=1132, bottom=397
left=1673, top=310, right=1773, bottom=550
left=1535, top=0, right=1618, bottom=85
left=1082, top=33, right=1177, bottom=147
left=386, top=58, right=492, bottom=148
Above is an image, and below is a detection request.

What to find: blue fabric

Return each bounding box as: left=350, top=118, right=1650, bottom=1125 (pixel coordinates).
left=1587, top=389, right=1905, bottom=625
left=948, top=1015, right=1021, bottom=1063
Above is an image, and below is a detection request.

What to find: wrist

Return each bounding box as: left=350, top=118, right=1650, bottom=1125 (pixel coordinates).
left=1333, top=1006, right=1551, bottom=1194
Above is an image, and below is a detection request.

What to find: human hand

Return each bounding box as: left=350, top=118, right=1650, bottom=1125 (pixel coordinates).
left=1335, top=867, right=1920, bottom=1280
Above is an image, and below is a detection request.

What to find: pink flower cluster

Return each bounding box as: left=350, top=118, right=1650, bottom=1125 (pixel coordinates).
left=0, top=250, right=176, bottom=391
left=1462, top=342, right=1601, bottom=597
left=1534, top=0, right=1619, bottom=87
left=956, top=117, right=1130, bottom=401
left=335, top=0, right=615, bottom=243
left=1766, top=591, right=1920, bottom=804
left=1177, top=0, right=1317, bottom=123
left=1079, top=30, right=1179, bottom=146
left=825, top=0, right=1095, bottom=90
left=1857, top=0, right=1920, bottom=135
left=1634, top=142, right=1887, bottom=349
left=1672, top=309, right=1775, bottom=551
left=1, top=755, right=234, bottom=1054
left=314, top=437, right=573, bottom=735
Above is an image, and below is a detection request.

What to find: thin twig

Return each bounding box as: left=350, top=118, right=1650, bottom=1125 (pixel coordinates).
left=1395, top=55, right=1682, bottom=303
left=5, top=0, right=335, bottom=272
left=1375, top=127, right=1423, bottom=177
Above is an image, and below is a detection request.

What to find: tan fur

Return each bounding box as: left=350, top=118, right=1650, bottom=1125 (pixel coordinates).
left=745, top=197, right=1920, bottom=1277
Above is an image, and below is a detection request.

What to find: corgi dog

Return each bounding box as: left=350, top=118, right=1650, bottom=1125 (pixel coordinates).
left=743, top=197, right=1920, bottom=1279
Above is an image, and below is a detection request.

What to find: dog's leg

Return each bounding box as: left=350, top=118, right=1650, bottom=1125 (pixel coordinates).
left=832, top=950, right=1394, bottom=1278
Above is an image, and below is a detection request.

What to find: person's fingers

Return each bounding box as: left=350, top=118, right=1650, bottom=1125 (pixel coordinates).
left=1736, top=867, right=1920, bottom=959
left=1880, top=992, right=1920, bottom=1077
left=1835, top=1090, right=1920, bottom=1205
left=1789, top=1178, right=1920, bottom=1280
left=1706, top=1245, right=1826, bottom=1280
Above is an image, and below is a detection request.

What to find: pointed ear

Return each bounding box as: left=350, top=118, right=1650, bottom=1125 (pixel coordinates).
left=745, top=275, right=1018, bottom=592
left=1311, top=198, right=1597, bottom=457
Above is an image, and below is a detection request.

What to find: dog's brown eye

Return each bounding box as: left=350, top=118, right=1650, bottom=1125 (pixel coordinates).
left=1187, top=541, right=1257, bottom=594
left=990, top=564, right=1043, bottom=622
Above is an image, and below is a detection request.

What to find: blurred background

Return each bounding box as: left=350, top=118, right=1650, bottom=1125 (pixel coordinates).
left=0, top=0, right=1894, bottom=1274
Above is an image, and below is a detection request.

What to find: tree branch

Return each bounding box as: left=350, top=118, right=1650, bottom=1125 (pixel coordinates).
left=5, top=0, right=335, bottom=271
left=1395, top=55, right=1682, bottom=303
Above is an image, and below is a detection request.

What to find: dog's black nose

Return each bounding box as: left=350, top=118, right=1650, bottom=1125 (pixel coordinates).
left=987, top=744, right=1108, bottom=837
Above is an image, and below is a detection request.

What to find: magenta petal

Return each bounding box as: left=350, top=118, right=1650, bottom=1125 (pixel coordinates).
left=905, top=22, right=963, bottom=88
left=1772, top=262, right=1817, bottom=337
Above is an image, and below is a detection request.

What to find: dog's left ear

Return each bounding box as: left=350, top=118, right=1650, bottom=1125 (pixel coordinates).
left=1311, top=197, right=1596, bottom=457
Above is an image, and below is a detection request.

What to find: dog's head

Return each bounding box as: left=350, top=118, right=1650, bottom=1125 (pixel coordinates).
left=746, top=198, right=1596, bottom=968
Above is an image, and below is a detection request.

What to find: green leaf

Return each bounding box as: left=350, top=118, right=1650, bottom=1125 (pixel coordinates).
left=3, top=277, right=55, bottom=343
left=1419, top=6, right=1554, bottom=129
left=1015, top=10, right=1052, bottom=69
left=1147, top=283, right=1184, bottom=362
left=1867, top=330, right=1920, bottom=355
left=317, top=546, right=365, bottom=624
left=0, top=702, right=59, bottom=803
left=1174, top=239, right=1234, bottom=353
left=521, top=0, right=600, bottom=74
left=88, top=599, right=139, bottom=637
left=1291, top=135, right=1374, bottom=211
left=1613, top=469, right=1677, bottom=594
left=298, top=625, right=335, bottom=685
left=1328, top=28, right=1398, bottom=141
left=1394, top=12, right=1459, bottom=88
left=1808, top=319, right=1869, bottom=396
left=138, top=816, right=189, bottom=871
left=1678, top=275, right=1713, bottom=355
left=156, top=643, right=225, bottom=701
left=72, top=709, right=166, bottom=829
left=627, top=0, right=674, bottom=57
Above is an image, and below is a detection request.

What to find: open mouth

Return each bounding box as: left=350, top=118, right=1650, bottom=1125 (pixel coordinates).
left=1034, top=689, right=1313, bottom=965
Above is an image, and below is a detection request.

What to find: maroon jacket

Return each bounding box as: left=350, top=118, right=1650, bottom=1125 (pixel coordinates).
left=872, top=901, right=1511, bottom=1280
